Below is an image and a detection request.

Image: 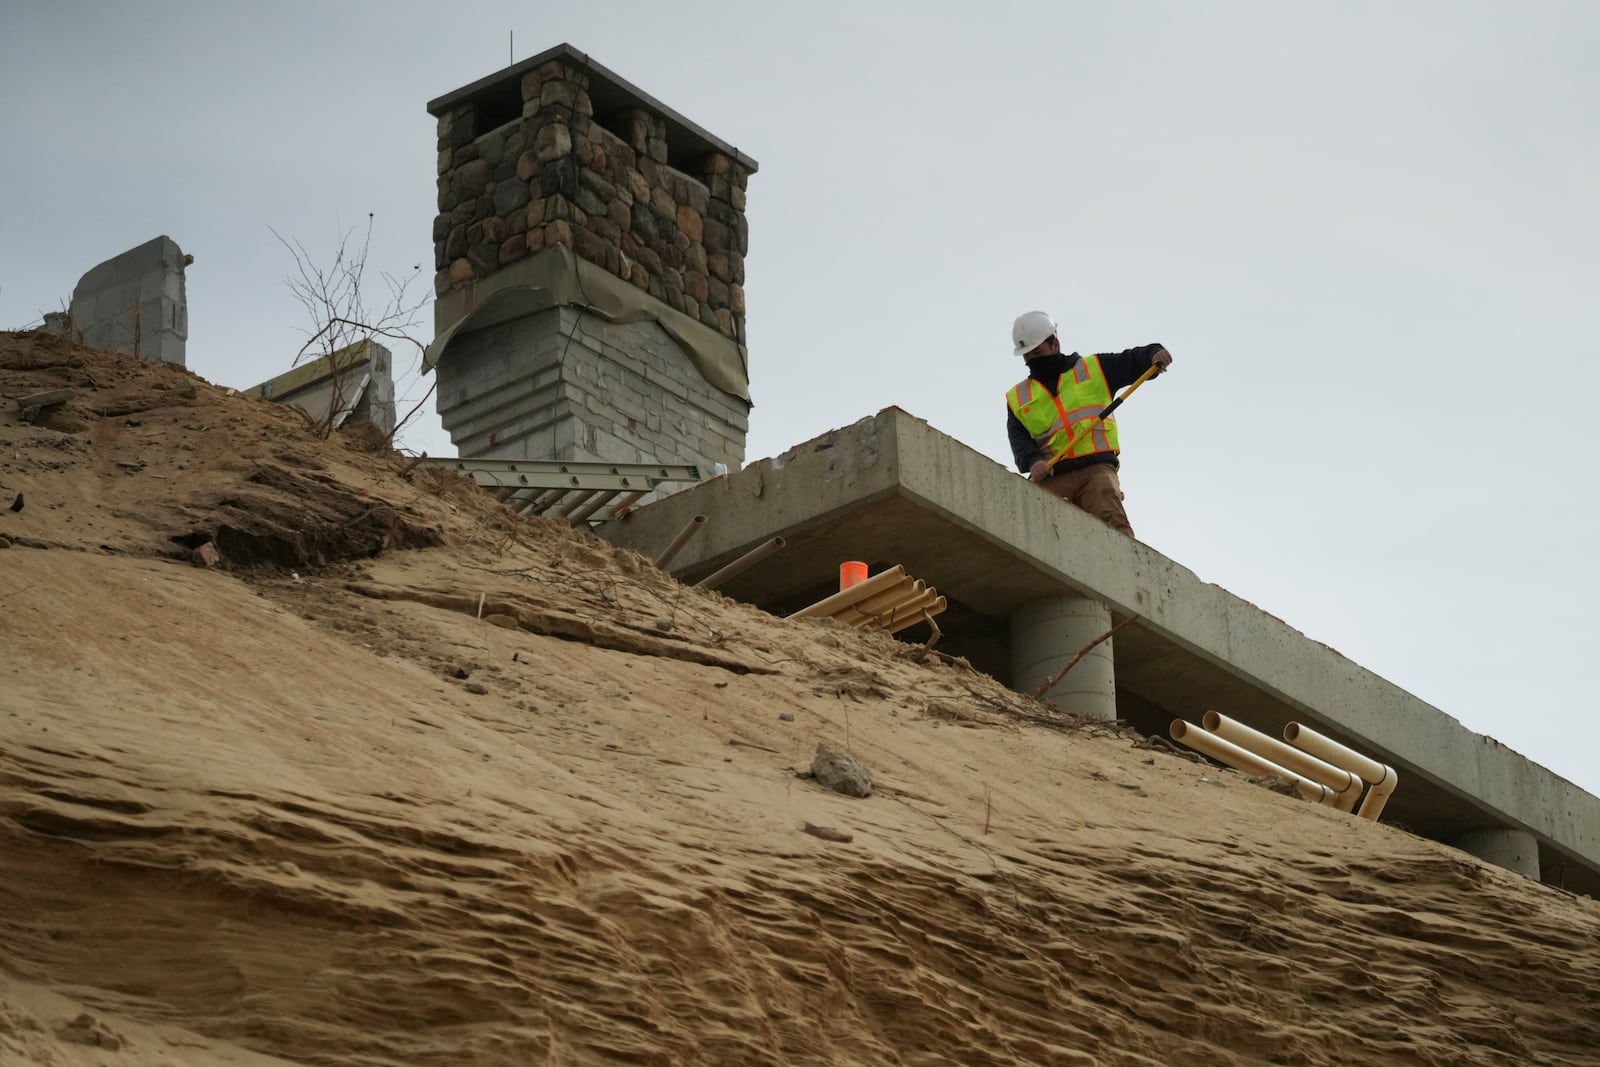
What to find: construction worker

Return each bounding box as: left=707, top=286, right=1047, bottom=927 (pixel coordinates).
left=1006, top=310, right=1172, bottom=537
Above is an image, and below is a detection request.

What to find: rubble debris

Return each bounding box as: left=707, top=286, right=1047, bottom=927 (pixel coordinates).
left=802, top=822, right=853, bottom=843
left=17, top=387, right=74, bottom=425
left=811, top=744, right=873, bottom=798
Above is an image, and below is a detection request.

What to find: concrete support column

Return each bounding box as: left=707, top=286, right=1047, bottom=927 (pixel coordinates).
left=1011, top=596, right=1116, bottom=720
left=1455, top=828, right=1541, bottom=881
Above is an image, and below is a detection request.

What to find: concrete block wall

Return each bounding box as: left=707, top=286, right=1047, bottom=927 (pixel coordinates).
left=252, top=342, right=397, bottom=437
left=67, top=236, right=191, bottom=365
left=439, top=305, right=747, bottom=477
left=348, top=344, right=396, bottom=434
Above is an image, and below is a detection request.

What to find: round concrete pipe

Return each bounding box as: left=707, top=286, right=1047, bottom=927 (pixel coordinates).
left=1454, top=828, right=1541, bottom=880
left=790, top=566, right=907, bottom=620
left=1203, top=711, right=1361, bottom=810
left=654, top=514, right=707, bottom=569
left=1170, top=721, right=1337, bottom=804
left=1283, top=722, right=1398, bottom=821
left=1012, top=596, right=1116, bottom=720
left=694, top=537, right=786, bottom=591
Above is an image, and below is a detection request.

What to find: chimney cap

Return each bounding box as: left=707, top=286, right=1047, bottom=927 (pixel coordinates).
left=427, top=42, right=759, bottom=175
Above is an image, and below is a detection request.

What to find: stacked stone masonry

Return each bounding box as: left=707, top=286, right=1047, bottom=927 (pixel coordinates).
left=432, top=57, right=751, bottom=346
left=438, top=306, right=747, bottom=476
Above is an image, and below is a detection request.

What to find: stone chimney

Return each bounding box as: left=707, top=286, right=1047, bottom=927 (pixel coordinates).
left=424, top=44, right=757, bottom=473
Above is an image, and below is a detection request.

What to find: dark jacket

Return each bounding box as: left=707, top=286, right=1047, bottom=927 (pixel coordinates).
left=1006, top=345, right=1165, bottom=475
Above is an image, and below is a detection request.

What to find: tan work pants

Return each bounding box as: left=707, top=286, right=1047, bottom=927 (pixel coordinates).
left=1039, top=463, right=1134, bottom=537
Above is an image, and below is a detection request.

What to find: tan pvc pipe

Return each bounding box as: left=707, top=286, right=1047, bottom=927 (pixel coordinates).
left=835, top=581, right=928, bottom=625
left=1356, top=766, right=1399, bottom=821
left=1283, top=722, right=1399, bottom=822
left=849, top=579, right=927, bottom=617
left=1203, top=711, right=1362, bottom=811
left=694, top=537, right=786, bottom=590
left=883, top=597, right=947, bottom=636
left=1170, top=721, right=1337, bottom=805
left=864, top=590, right=943, bottom=630
left=653, top=514, right=707, bottom=568
left=790, top=565, right=907, bottom=619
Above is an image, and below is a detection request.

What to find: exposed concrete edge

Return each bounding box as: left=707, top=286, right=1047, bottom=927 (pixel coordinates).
left=602, top=413, right=902, bottom=574
left=250, top=340, right=378, bottom=400
left=427, top=244, right=750, bottom=401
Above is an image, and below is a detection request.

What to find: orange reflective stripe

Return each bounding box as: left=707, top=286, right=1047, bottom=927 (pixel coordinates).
left=1062, top=405, right=1111, bottom=456
left=1007, top=360, right=1119, bottom=461
left=1010, top=378, right=1067, bottom=444
left=1049, top=392, right=1072, bottom=441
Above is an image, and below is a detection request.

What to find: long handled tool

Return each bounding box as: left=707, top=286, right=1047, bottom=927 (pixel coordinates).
left=1036, top=363, right=1163, bottom=475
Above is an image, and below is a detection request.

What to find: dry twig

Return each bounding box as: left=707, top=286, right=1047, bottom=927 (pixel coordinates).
left=1030, top=616, right=1138, bottom=700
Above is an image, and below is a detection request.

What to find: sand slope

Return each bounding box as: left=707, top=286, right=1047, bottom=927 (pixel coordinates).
left=2, top=331, right=1599, bottom=1066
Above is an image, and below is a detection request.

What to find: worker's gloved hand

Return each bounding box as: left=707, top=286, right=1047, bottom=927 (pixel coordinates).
left=1153, top=347, right=1173, bottom=373
left=1029, top=459, right=1052, bottom=482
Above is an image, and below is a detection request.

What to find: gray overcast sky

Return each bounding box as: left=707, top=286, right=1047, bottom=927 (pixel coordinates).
left=4, top=1, right=1598, bottom=797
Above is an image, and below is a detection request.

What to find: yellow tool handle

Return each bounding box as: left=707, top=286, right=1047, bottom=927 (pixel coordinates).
left=1043, top=363, right=1162, bottom=468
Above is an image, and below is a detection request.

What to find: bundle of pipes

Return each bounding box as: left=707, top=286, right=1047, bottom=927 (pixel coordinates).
left=790, top=565, right=947, bottom=639
left=1170, top=712, right=1398, bottom=820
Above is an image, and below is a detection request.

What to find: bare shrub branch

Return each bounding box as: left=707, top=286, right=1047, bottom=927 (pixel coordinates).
left=270, top=214, right=429, bottom=443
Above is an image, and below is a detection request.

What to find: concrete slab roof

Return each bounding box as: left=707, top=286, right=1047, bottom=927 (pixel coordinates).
left=599, top=407, right=1600, bottom=896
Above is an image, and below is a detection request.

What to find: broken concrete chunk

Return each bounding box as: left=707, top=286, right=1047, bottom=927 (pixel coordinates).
left=68, top=235, right=191, bottom=365
left=17, top=389, right=75, bottom=425
left=811, top=743, right=873, bottom=798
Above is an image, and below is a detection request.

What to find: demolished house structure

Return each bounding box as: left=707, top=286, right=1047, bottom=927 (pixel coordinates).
left=416, top=43, right=1594, bottom=897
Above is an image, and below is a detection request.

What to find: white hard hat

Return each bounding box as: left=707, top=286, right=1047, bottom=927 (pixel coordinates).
left=1012, top=310, right=1057, bottom=358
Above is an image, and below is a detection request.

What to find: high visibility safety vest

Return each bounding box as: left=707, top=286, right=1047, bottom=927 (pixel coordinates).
left=1006, top=355, right=1120, bottom=463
